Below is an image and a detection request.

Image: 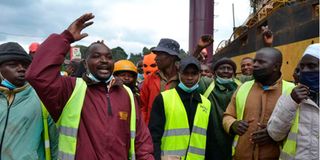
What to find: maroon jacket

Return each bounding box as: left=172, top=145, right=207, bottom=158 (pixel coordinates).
left=26, top=30, right=154, bottom=160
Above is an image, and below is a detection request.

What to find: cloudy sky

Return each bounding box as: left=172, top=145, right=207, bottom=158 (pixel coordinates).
left=0, top=0, right=251, bottom=55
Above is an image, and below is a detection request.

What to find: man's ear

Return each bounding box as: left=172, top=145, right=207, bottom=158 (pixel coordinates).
left=83, top=59, right=91, bottom=74
left=0, top=71, right=4, bottom=81
left=273, top=62, right=281, bottom=72
left=175, top=61, right=180, bottom=71
left=83, top=60, right=88, bottom=70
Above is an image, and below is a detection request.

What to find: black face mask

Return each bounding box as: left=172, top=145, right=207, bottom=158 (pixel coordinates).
left=253, top=68, right=268, bottom=83
left=299, top=71, right=319, bottom=92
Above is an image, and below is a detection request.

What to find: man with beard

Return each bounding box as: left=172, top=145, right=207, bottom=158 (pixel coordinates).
left=267, top=44, right=319, bottom=160
left=198, top=57, right=240, bottom=160
left=223, top=47, right=295, bottom=160
left=26, top=13, right=154, bottom=160
left=140, top=39, right=181, bottom=125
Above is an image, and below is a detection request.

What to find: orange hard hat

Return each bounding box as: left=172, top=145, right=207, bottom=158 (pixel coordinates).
left=113, top=60, right=137, bottom=74
left=29, top=42, right=40, bottom=53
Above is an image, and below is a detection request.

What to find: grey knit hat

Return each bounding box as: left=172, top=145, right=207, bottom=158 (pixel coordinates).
left=0, top=42, right=31, bottom=64
left=212, top=57, right=237, bottom=73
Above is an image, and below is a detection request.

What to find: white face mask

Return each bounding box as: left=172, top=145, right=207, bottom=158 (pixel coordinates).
left=87, top=72, right=113, bottom=84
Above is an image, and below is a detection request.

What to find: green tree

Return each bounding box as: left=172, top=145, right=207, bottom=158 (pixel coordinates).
left=129, top=53, right=143, bottom=65
left=142, top=47, right=150, bottom=55
left=111, top=46, right=128, bottom=61
left=179, top=48, right=188, bottom=59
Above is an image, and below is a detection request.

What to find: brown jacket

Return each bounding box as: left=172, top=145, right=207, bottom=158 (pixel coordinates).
left=223, top=78, right=284, bottom=160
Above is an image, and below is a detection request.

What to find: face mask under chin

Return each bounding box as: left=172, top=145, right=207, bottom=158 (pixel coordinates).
left=87, top=72, right=113, bottom=83
left=178, top=73, right=200, bottom=93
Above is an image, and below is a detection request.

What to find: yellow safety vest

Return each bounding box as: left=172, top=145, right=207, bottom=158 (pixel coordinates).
left=56, top=78, right=136, bottom=160
left=41, top=103, right=52, bottom=160
left=279, top=108, right=300, bottom=160
left=161, top=89, right=211, bottom=160
left=232, top=80, right=295, bottom=156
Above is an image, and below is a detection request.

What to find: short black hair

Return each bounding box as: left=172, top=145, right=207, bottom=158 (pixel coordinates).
left=84, top=41, right=110, bottom=59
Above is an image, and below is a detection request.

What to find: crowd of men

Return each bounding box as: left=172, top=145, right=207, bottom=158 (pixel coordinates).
left=0, top=13, right=318, bottom=160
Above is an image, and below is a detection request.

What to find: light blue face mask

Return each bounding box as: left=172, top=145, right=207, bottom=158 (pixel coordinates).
left=178, top=82, right=199, bottom=93
left=87, top=72, right=113, bottom=84
left=1, top=79, right=17, bottom=90
left=137, top=73, right=144, bottom=81
left=216, top=76, right=233, bottom=84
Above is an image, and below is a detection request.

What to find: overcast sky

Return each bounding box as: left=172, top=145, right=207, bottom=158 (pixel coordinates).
left=0, top=0, right=251, bottom=55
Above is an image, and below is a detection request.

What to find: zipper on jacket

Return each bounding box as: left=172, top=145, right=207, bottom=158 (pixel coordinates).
left=0, top=95, right=14, bottom=160
left=105, top=88, right=113, bottom=116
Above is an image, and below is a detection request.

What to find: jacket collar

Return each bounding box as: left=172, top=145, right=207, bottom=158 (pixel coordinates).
left=0, top=83, right=29, bottom=94
left=82, top=74, right=123, bottom=91
left=175, top=86, right=202, bottom=103
left=255, top=76, right=283, bottom=91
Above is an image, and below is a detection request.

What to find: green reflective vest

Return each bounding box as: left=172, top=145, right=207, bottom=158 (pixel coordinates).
left=41, top=103, right=52, bottom=160
left=232, top=80, right=295, bottom=156
left=203, top=78, right=241, bottom=98
left=279, top=108, right=300, bottom=160
left=161, top=89, right=211, bottom=160
left=56, top=78, right=136, bottom=160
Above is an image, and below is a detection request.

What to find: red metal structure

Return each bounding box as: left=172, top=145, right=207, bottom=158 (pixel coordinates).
left=189, top=0, right=214, bottom=62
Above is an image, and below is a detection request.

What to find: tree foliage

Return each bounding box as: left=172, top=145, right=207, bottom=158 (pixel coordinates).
left=111, top=46, right=128, bottom=61
left=128, top=53, right=143, bottom=65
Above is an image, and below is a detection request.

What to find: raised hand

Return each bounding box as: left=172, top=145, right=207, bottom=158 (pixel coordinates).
left=231, top=119, right=254, bottom=136
left=67, top=13, right=95, bottom=41
left=291, top=84, right=310, bottom=104
left=250, top=123, right=274, bottom=145
left=262, top=27, right=273, bottom=47
left=197, top=34, right=214, bottom=49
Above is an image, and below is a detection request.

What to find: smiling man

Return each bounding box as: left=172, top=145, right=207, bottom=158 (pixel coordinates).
left=197, top=57, right=240, bottom=160
left=26, top=13, right=154, bottom=160
left=238, top=57, right=254, bottom=83
left=149, top=56, right=214, bottom=160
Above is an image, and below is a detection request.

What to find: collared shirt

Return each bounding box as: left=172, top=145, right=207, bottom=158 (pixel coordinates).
left=223, top=78, right=284, bottom=160
left=158, top=71, right=179, bottom=92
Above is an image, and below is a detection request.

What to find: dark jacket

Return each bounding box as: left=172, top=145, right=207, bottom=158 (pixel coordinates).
left=140, top=71, right=179, bottom=125
left=148, top=86, right=215, bottom=160
left=198, top=77, right=238, bottom=160
left=26, top=30, right=154, bottom=160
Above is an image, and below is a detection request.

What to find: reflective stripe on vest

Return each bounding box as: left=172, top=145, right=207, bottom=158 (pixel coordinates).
left=161, top=89, right=211, bottom=160
left=279, top=108, right=300, bottom=160
left=232, top=80, right=295, bottom=156
left=56, top=78, right=136, bottom=160
left=41, top=102, right=51, bottom=160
